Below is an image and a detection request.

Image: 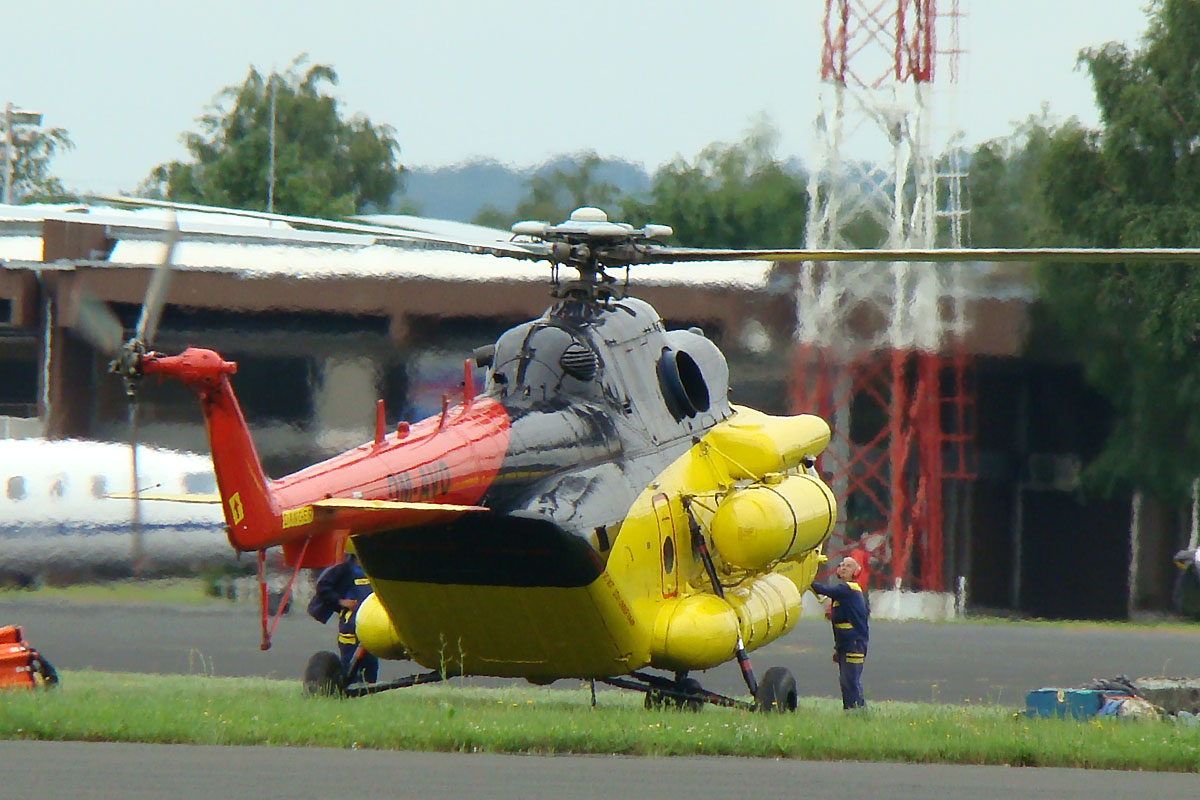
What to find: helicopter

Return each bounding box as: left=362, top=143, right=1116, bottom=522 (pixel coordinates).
left=84, top=196, right=1200, bottom=712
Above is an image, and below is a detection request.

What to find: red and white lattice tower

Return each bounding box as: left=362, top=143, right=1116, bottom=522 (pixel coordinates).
left=792, top=0, right=974, bottom=592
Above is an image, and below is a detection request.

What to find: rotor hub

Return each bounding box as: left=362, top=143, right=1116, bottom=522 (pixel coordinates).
left=511, top=208, right=674, bottom=301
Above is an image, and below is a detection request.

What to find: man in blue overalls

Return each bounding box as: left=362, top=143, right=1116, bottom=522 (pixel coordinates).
left=811, top=556, right=870, bottom=710
left=311, top=543, right=379, bottom=686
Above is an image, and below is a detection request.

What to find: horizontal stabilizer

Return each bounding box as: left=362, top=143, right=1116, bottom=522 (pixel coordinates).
left=311, top=498, right=488, bottom=513
left=106, top=494, right=487, bottom=513
left=306, top=497, right=489, bottom=536
left=105, top=493, right=222, bottom=504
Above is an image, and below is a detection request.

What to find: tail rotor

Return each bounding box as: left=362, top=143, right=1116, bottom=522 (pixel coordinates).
left=67, top=210, right=181, bottom=574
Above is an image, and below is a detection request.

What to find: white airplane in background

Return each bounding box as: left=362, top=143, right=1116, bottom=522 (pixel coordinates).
left=0, top=438, right=231, bottom=579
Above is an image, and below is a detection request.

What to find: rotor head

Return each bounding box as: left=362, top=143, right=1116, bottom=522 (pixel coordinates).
left=511, top=207, right=674, bottom=300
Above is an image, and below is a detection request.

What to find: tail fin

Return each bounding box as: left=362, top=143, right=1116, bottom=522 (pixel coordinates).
left=141, top=348, right=280, bottom=550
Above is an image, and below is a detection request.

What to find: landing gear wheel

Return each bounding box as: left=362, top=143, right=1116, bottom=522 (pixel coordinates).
left=303, top=651, right=345, bottom=697
left=755, top=666, right=798, bottom=713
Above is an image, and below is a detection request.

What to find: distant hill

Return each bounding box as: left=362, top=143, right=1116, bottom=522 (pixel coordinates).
left=397, top=156, right=653, bottom=223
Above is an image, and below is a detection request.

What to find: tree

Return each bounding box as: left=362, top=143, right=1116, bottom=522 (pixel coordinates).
left=1035, top=0, right=1200, bottom=501
left=143, top=56, right=403, bottom=217
left=621, top=119, right=807, bottom=249
left=965, top=111, right=1060, bottom=248
left=473, top=151, right=622, bottom=228
left=5, top=126, right=74, bottom=203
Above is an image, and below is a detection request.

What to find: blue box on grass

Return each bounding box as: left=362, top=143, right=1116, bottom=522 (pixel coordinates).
left=1025, top=688, right=1106, bottom=719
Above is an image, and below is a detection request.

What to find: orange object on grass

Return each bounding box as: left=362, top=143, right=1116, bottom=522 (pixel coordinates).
left=0, top=625, right=56, bottom=690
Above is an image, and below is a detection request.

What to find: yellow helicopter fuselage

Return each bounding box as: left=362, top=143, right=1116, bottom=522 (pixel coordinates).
left=354, top=407, right=834, bottom=681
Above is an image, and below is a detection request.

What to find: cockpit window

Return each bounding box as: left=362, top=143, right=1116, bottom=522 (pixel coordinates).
left=7, top=476, right=26, bottom=501
left=184, top=472, right=217, bottom=495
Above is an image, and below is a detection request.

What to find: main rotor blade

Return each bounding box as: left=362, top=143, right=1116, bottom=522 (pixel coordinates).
left=641, top=247, right=1200, bottom=264
left=95, top=193, right=553, bottom=264
left=95, top=195, right=1200, bottom=268
left=134, top=211, right=179, bottom=347
left=96, top=194, right=474, bottom=248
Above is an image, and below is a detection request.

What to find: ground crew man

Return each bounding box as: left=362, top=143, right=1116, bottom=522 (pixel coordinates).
left=1173, top=546, right=1200, bottom=618
left=811, top=556, right=870, bottom=710
left=310, top=542, right=379, bottom=685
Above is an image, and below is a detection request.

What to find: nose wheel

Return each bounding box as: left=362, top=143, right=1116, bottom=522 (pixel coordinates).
left=754, top=666, right=798, bottom=713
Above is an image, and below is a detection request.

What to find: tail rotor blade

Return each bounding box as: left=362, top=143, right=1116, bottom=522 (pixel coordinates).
left=73, top=285, right=125, bottom=356
left=129, top=398, right=145, bottom=575
left=134, top=210, right=179, bottom=348
left=126, top=213, right=177, bottom=574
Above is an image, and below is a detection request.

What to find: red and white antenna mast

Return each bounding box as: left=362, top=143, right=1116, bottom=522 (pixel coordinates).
left=796, top=0, right=972, bottom=593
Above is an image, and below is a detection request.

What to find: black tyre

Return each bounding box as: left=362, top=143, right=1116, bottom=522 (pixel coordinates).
left=755, top=666, right=798, bottom=713
left=303, top=651, right=345, bottom=697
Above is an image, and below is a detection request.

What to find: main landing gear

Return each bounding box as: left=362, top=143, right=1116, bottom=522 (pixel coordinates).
left=302, top=650, right=798, bottom=712
left=302, top=650, right=445, bottom=699
left=601, top=665, right=798, bottom=713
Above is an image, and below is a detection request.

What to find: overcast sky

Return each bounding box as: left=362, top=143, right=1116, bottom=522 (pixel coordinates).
left=5, top=1, right=1153, bottom=198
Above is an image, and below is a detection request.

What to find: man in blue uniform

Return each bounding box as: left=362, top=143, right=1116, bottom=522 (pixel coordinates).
left=310, top=544, right=379, bottom=686
left=1173, top=546, right=1200, bottom=618
left=811, top=556, right=870, bottom=710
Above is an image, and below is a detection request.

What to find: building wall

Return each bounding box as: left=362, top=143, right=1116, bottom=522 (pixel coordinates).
left=970, top=356, right=1135, bottom=619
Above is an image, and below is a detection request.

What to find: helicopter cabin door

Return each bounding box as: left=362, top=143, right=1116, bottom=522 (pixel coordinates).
left=651, top=493, right=679, bottom=598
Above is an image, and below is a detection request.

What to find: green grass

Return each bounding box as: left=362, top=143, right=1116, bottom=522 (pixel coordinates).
left=0, top=579, right=222, bottom=606
left=1, top=671, right=1197, bottom=771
